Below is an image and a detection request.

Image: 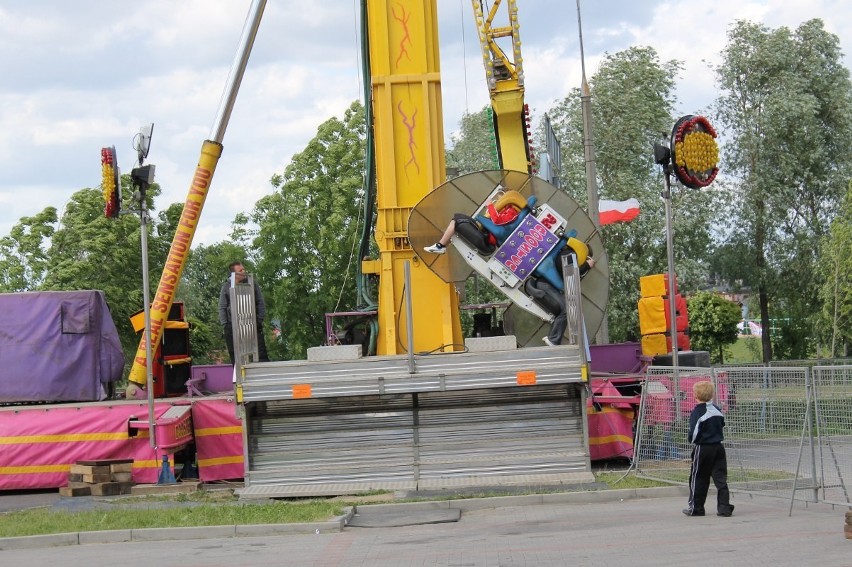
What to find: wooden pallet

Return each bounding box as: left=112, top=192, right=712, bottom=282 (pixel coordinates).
left=59, top=459, right=136, bottom=497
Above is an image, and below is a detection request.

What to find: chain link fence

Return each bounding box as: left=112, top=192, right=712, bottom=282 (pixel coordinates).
left=634, top=365, right=851, bottom=509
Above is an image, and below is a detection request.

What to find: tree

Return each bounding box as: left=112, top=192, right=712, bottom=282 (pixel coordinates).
left=446, top=107, right=500, bottom=175
left=713, top=19, right=852, bottom=362
left=249, top=101, right=366, bottom=360
left=687, top=291, right=742, bottom=363
left=0, top=208, right=57, bottom=292
left=818, top=182, right=852, bottom=356
left=39, top=182, right=169, bottom=363
left=546, top=47, right=718, bottom=342
left=0, top=171, right=230, bottom=375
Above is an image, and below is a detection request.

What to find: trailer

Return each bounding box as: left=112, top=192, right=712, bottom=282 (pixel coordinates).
left=236, top=342, right=592, bottom=498
left=0, top=290, right=123, bottom=404
left=0, top=290, right=243, bottom=491
left=0, top=396, right=242, bottom=490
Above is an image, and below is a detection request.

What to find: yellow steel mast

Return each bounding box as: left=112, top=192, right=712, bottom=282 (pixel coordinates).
left=362, top=0, right=463, bottom=354
left=470, top=0, right=531, bottom=173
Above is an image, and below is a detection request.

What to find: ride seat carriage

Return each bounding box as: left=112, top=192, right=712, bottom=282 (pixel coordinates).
left=454, top=191, right=534, bottom=255
left=453, top=190, right=593, bottom=318
left=524, top=238, right=593, bottom=317
left=531, top=236, right=592, bottom=292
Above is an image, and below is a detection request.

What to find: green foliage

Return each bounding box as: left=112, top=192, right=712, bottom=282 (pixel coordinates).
left=0, top=207, right=57, bottom=291
left=0, top=497, right=343, bottom=537
left=713, top=19, right=852, bottom=361
left=446, top=107, right=500, bottom=174
left=723, top=337, right=763, bottom=364
left=39, top=181, right=166, bottom=366
left=250, top=101, right=366, bottom=360
left=687, top=291, right=742, bottom=363
left=545, top=46, right=719, bottom=341
left=0, top=176, right=221, bottom=377
left=593, top=471, right=669, bottom=489
left=818, top=182, right=852, bottom=356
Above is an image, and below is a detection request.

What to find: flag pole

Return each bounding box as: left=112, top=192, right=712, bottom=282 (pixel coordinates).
left=576, top=0, right=609, bottom=343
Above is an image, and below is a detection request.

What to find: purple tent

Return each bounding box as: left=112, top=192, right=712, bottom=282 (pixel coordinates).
left=0, top=290, right=125, bottom=402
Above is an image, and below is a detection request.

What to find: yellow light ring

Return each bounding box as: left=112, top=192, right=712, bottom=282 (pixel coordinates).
left=671, top=115, right=719, bottom=189
left=100, top=146, right=120, bottom=217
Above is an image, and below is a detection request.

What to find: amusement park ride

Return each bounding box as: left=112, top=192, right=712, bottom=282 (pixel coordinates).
left=0, top=0, right=718, bottom=495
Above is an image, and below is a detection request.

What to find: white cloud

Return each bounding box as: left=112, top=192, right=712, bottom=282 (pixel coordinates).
left=1, top=0, right=850, bottom=247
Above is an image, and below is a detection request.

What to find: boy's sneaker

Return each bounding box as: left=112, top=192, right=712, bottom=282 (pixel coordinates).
left=717, top=505, right=735, bottom=517
left=542, top=337, right=557, bottom=347
left=424, top=242, right=446, bottom=254
left=682, top=508, right=705, bottom=516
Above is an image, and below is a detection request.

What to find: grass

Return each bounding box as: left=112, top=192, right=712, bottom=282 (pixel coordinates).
left=0, top=490, right=342, bottom=538
left=593, top=471, right=670, bottom=489
left=0, top=473, right=668, bottom=538
left=723, top=337, right=763, bottom=364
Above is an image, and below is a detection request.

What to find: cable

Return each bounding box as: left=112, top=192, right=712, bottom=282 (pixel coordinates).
left=460, top=0, right=470, bottom=114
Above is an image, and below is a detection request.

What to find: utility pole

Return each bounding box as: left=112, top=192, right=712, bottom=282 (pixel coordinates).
left=130, top=124, right=157, bottom=446
left=576, top=0, right=609, bottom=344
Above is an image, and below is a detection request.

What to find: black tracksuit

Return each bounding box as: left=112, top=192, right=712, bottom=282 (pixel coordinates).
left=685, top=402, right=734, bottom=516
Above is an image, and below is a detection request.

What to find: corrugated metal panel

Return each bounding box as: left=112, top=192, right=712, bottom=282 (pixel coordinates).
left=239, top=384, right=592, bottom=498
left=246, top=394, right=415, bottom=491
left=416, top=385, right=588, bottom=484
left=240, top=346, right=583, bottom=402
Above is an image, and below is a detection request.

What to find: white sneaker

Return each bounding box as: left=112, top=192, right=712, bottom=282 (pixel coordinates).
left=542, top=336, right=558, bottom=347
left=424, top=242, right=446, bottom=254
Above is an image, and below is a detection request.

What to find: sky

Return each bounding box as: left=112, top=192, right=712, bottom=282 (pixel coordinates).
left=1, top=0, right=850, bottom=248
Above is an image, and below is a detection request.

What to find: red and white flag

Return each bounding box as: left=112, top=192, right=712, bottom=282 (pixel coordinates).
left=599, top=198, right=640, bottom=225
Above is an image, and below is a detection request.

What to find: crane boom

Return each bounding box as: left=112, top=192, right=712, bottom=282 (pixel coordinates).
left=127, top=0, right=267, bottom=391
left=470, top=0, right=532, bottom=173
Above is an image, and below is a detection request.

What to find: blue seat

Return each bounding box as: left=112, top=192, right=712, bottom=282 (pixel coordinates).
left=533, top=238, right=569, bottom=291
left=533, top=231, right=584, bottom=291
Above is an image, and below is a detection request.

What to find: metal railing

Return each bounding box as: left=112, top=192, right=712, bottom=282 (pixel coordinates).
left=634, top=365, right=852, bottom=510
left=229, top=273, right=260, bottom=368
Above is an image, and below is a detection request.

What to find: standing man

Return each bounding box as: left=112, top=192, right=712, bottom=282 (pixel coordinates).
left=218, top=261, right=269, bottom=365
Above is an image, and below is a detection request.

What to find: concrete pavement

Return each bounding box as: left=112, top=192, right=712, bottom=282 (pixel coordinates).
left=1, top=487, right=849, bottom=566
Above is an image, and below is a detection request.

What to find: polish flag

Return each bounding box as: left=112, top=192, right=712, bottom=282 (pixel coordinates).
left=599, top=198, right=640, bottom=225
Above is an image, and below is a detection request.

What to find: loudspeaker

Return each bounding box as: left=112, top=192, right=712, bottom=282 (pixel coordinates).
left=162, top=327, right=190, bottom=357
left=164, top=362, right=191, bottom=396
left=168, top=302, right=185, bottom=321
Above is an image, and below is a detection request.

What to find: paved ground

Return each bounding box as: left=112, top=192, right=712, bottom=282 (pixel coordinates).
left=1, top=487, right=849, bottom=566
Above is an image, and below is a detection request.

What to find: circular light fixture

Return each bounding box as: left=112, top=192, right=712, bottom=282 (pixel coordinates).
left=101, top=146, right=121, bottom=218
left=671, top=115, right=719, bottom=189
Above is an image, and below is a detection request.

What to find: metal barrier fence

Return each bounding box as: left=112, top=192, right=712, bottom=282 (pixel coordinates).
left=770, top=358, right=852, bottom=367
left=229, top=274, right=260, bottom=367
left=634, top=365, right=852, bottom=509
left=813, top=365, right=852, bottom=506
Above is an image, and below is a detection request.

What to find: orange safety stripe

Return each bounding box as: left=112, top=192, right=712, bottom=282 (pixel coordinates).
left=193, top=426, right=243, bottom=437
left=588, top=434, right=634, bottom=446
left=197, top=455, right=243, bottom=467
left=0, top=432, right=143, bottom=444
left=0, top=459, right=164, bottom=476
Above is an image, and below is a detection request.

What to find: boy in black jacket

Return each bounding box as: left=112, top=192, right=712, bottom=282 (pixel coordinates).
left=683, top=381, right=735, bottom=517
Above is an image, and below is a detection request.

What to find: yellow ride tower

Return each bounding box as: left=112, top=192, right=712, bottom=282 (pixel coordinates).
left=363, top=0, right=463, bottom=354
